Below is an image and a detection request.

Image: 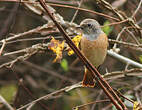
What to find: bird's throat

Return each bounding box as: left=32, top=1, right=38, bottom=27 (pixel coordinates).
left=83, top=30, right=104, bottom=41
left=83, top=33, right=100, bottom=41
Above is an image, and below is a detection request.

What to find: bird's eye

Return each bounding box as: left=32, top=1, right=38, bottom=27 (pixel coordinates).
left=87, top=24, right=92, bottom=27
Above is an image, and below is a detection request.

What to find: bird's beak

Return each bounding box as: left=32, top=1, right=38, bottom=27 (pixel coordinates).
left=76, top=26, right=83, bottom=34
left=76, top=26, right=83, bottom=30
left=76, top=26, right=81, bottom=28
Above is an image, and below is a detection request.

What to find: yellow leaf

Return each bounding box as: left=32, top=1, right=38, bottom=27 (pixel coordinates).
left=48, top=37, right=65, bottom=62
left=67, top=34, right=82, bottom=56
left=133, top=101, right=142, bottom=110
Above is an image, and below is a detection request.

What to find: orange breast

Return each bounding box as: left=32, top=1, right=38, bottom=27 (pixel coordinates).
left=81, top=33, right=108, bottom=67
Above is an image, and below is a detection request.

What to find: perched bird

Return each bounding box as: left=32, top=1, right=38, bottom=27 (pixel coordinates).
left=79, top=19, right=108, bottom=87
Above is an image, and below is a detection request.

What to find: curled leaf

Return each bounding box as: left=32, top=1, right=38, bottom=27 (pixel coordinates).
left=67, top=34, right=82, bottom=56
left=133, top=101, right=142, bottom=110
left=48, top=37, right=65, bottom=62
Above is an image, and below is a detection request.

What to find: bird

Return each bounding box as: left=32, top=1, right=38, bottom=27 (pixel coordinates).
left=79, top=19, right=108, bottom=87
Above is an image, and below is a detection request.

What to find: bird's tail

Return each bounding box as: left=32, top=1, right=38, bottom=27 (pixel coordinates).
left=82, top=68, right=95, bottom=87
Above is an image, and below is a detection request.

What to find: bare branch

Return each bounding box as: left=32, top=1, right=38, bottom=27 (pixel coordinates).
left=132, top=0, right=142, bottom=18
left=0, top=43, right=48, bottom=68
left=0, top=95, right=14, bottom=110
left=17, top=82, right=82, bottom=110
left=107, top=50, right=142, bottom=68
left=70, top=0, right=83, bottom=23
left=0, top=24, right=50, bottom=43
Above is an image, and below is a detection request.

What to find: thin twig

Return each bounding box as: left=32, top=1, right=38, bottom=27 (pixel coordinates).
left=70, top=0, right=83, bottom=23
left=0, top=36, right=50, bottom=45
left=125, top=29, right=140, bottom=45
left=0, top=43, right=48, bottom=68
left=0, top=40, right=6, bottom=55
left=73, top=99, right=110, bottom=110
left=112, top=27, right=126, bottom=50
left=0, top=0, right=119, bottom=21
left=132, top=0, right=142, bottom=18
left=97, top=0, right=141, bottom=38
left=107, top=50, right=142, bottom=68
left=100, top=19, right=128, bottom=28
left=0, top=24, right=49, bottom=43
left=0, top=95, right=14, bottom=110
left=109, top=39, right=140, bottom=48
left=3, top=43, right=48, bottom=56
left=104, top=68, right=142, bottom=80
left=17, top=82, right=82, bottom=110
left=26, top=102, right=35, bottom=110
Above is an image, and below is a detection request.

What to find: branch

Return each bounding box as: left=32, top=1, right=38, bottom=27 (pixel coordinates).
left=104, top=68, right=142, bottom=80
left=17, top=82, right=82, bottom=110
left=107, top=50, right=142, bottom=68
left=0, top=24, right=50, bottom=43
left=0, top=43, right=48, bottom=68
left=16, top=67, right=142, bottom=110
left=0, top=95, right=14, bottom=110
left=97, top=0, right=141, bottom=37
left=132, top=0, right=142, bottom=18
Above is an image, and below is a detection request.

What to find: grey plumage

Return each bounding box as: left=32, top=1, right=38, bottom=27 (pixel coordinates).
left=80, top=19, right=104, bottom=41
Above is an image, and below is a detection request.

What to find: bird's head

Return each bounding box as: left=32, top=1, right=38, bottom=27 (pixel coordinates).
left=78, top=19, right=104, bottom=40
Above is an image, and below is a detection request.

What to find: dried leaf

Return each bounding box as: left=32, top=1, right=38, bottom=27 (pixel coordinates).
left=67, top=35, right=82, bottom=56
left=48, top=37, right=64, bottom=62
left=133, top=101, right=142, bottom=110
